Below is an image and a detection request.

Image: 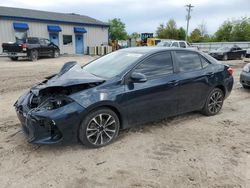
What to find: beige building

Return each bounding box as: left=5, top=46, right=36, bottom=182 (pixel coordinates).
left=0, top=6, right=109, bottom=54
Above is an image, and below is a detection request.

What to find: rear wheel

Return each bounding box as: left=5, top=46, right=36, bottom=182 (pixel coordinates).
left=79, top=108, right=120, bottom=148
left=223, top=54, right=228, bottom=61
left=240, top=54, right=245, bottom=60
left=29, top=50, right=38, bottom=61
left=201, top=88, right=224, bottom=116
left=10, top=57, right=18, bottom=61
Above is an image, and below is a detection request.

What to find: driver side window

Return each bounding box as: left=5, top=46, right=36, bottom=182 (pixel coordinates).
left=134, top=52, right=173, bottom=79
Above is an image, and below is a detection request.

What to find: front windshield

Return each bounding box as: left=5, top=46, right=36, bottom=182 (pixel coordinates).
left=82, top=51, right=143, bottom=79
left=217, top=47, right=230, bottom=51
left=157, top=41, right=171, bottom=47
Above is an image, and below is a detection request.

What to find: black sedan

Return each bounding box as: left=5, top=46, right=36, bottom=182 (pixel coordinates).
left=209, top=46, right=246, bottom=61
left=14, top=47, right=234, bottom=148
left=240, top=63, right=250, bottom=89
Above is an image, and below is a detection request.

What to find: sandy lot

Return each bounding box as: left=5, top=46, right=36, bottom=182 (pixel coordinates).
left=0, top=55, right=250, bottom=188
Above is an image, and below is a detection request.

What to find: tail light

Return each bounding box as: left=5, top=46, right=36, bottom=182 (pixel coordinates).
left=22, top=43, right=27, bottom=51
left=227, top=67, right=233, bottom=76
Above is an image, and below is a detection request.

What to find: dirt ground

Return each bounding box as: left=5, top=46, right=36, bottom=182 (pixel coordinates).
left=0, top=55, right=250, bottom=188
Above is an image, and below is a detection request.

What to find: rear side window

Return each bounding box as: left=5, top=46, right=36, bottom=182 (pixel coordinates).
left=200, top=56, right=210, bottom=68
left=135, top=52, right=173, bottom=78
left=179, top=42, right=186, bottom=48
left=176, top=51, right=202, bottom=72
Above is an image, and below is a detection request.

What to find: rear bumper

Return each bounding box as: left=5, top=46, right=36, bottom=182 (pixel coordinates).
left=7, top=52, right=27, bottom=57
left=240, top=71, right=250, bottom=86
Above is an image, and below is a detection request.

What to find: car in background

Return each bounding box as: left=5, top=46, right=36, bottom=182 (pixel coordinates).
left=246, top=48, right=250, bottom=58
left=240, top=63, right=250, bottom=89
left=2, top=37, right=60, bottom=61
left=209, top=45, right=246, bottom=61
left=157, top=40, right=198, bottom=50
left=14, top=47, right=234, bottom=148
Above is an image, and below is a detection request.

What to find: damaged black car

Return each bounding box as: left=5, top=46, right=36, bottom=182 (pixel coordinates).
left=14, top=47, right=234, bottom=148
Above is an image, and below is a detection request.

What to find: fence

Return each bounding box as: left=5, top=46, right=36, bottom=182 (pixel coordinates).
left=191, top=42, right=250, bottom=52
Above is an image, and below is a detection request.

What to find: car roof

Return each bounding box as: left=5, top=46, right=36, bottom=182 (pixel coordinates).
left=119, top=47, right=198, bottom=54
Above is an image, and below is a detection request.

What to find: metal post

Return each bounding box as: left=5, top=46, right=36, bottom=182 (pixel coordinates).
left=185, top=4, right=194, bottom=41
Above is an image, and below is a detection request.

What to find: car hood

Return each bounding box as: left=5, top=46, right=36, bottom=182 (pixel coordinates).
left=31, top=62, right=105, bottom=96
left=210, top=49, right=228, bottom=54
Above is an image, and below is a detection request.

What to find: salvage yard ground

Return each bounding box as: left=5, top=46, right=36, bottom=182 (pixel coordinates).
left=0, top=55, right=250, bottom=188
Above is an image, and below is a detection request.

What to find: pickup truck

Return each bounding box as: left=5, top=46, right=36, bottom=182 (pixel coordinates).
left=2, top=37, right=60, bottom=61
left=157, top=40, right=199, bottom=50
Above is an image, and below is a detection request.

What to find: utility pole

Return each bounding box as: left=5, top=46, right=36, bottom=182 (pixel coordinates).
left=185, top=4, right=194, bottom=41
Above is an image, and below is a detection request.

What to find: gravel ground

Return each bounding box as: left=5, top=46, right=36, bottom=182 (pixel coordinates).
left=0, top=55, right=250, bottom=188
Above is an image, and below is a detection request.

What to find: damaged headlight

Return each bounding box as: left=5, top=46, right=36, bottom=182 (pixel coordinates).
left=243, top=63, right=250, bottom=73
left=39, top=96, right=73, bottom=110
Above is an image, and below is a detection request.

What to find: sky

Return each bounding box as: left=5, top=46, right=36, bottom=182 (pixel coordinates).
left=0, top=0, right=249, bottom=35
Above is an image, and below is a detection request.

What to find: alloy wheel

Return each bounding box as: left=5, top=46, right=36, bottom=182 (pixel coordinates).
left=208, top=91, right=223, bottom=114
left=86, top=113, right=117, bottom=146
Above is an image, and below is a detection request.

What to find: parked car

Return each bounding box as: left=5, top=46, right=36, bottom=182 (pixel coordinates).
left=2, top=37, right=60, bottom=61
left=157, top=40, right=198, bottom=50
left=209, top=45, right=246, bottom=61
left=14, top=47, right=234, bottom=148
left=246, top=48, right=250, bottom=58
left=240, top=63, right=250, bottom=89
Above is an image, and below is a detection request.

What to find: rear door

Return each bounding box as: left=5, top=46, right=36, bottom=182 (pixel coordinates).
left=124, top=51, right=179, bottom=125
left=174, top=50, right=213, bottom=113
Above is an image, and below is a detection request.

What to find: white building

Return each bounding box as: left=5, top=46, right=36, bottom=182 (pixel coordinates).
left=0, top=6, right=109, bottom=54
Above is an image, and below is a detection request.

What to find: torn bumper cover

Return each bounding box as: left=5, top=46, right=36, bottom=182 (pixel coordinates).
left=14, top=91, right=86, bottom=144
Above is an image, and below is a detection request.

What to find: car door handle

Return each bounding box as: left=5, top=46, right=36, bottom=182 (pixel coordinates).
left=206, top=72, right=214, bottom=77
left=168, top=80, right=179, bottom=86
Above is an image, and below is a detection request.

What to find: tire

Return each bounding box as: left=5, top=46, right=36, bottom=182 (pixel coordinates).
left=79, top=108, right=120, bottom=148
left=10, top=57, right=18, bottom=61
left=243, top=85, right=250, bottom=89
left=223, top=54, right=228, bottom=61
left=240, top=54, right=245, bottom=60
left=29, top=50, right=38, bottom=61
left=53, top=50, right=60, bottom=58
left=201, top=88, right=225, bottom=116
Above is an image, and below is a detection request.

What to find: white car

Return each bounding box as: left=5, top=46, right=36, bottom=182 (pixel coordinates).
left=157, top=40, right=198, bottom=50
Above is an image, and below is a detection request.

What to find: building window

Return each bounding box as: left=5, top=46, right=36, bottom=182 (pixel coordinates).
left=63, top=35, right=72, bottom=45
left=15, top=31, right=27, bottom=43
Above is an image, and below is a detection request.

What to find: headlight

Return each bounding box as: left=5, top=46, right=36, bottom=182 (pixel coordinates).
left=39, top=96, right=73, bottom=110
left=243, top=63, right=250, bottom=73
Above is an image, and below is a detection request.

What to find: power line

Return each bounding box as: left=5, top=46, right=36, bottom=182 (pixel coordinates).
left=185, top=4, right=194, bottom=41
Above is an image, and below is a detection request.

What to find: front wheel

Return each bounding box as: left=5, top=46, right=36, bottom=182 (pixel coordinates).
left=53, top=50, right=60, bottom=58
left=243, top=85, right=250, bottom=89
left=201, top=88, right=224, bottom=116
left=79, top=108, right=120, bottom=148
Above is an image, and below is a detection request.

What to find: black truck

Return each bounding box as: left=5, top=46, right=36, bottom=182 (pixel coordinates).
left=2, top=37, right=60, bottom=61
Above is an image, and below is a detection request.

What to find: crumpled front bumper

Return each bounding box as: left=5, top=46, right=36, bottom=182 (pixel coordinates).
left=14, top=91, right=86, bottom=144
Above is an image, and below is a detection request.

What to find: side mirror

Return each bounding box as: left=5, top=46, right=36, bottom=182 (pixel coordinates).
left=130, top=72, right=147, bottom=83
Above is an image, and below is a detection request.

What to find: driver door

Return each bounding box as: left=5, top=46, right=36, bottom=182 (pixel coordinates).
left=123, top=52, right=179, bottom=125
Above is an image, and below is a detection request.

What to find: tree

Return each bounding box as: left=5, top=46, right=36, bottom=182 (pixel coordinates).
left=189, top=28, right=202, bottom=42
left=129, top=32, right=140, bottom=39
left=108, top=18, right=128, bottom=40
left=156, top=19, right=182, bottom=39
left=177, top=27, right=186, bottom=40
left=214, top=21, right=233, bottom=41
left=231, top=18, right=250, bottom=41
